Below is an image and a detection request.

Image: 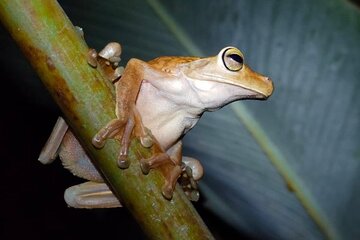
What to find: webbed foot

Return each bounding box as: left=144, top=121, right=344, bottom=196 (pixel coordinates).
left=140, top=151, right=194, bottom=200
left=182, top=156, right=204, bottom=181
left=179, top=164, right=200, bottom=202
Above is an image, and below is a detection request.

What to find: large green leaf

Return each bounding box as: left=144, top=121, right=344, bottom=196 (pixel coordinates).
left=2, top=0, right=359, bottom=239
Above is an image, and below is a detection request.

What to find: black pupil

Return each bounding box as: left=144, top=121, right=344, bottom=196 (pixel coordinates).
left=228, top=54, right=243, bottom=64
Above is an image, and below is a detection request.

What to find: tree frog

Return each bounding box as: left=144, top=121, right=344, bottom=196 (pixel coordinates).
left=39, top=43, right=273, bottom=208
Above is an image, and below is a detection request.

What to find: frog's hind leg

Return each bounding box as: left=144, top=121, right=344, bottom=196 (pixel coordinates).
left=139, top=141, right=204, bottom=200
left=60, top=130, right=103, bottom=182
left=59, top=131, right=121, bottom=208
left=38, top=117, right=69, bottom=164
left=64, top=182, right=121, bottom=208
left=140, top=151, right=182, bottom=200
left=39, top=119, right=121, bottom=208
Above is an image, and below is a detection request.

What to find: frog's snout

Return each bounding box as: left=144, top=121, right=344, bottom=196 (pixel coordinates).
left=258, top=76, right=274, bottom=99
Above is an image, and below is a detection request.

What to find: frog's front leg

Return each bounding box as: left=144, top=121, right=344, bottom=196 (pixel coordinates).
left=92, top=58, right=162, bottom=169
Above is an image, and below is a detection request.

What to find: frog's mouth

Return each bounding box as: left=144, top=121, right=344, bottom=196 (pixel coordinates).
left=208, top=76, right=274, bottom=99
left=188, top=76, right=273, bottom=100
left=238, top=82, right=274, bottom=100
left=184, top=69, right=274, bottom=99
left=232, top=86, right=271, bottom=100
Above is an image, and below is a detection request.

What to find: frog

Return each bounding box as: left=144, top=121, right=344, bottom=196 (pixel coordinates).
left=39, top=42, right=274, bottom=208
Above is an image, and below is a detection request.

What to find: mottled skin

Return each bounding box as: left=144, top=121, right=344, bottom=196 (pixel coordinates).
left=40, top=44, right=274, bottom=208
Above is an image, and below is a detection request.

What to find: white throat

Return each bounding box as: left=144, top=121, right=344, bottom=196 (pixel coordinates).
left=135, top=80, right=204, bottom=150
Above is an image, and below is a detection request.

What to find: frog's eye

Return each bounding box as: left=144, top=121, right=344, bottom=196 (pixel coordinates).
left=222, top=48, right=244, bottom=71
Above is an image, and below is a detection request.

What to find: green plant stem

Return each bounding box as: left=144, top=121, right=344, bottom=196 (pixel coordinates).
left=0, top=1, right=214, bottom=239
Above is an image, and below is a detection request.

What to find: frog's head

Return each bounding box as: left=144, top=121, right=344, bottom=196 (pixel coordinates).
left=181, top=47, right=274, bottom=109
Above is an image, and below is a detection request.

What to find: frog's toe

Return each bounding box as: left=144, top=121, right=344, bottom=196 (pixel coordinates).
left=178, top=164, right=200, bottom=202
left=87, top=48, right=98, bottom=67
left=140, top=135, right=153, bottom=148
left=92, top=134, right=106, bottom=149
left=140, top=152, right=170, bottom=175
left=185, top=166, right=198, bottom=189
left=161, top=165, right=182, bottom=199
left=117, top=154, right=130, bottom=169
left=117, top=160, right=129, bottom=169
left=186, top=189, right=200, bottom=202
left=92, top=118, right=128, bottom=149
left=139, top=153, right=171, bottom=173
left=142, top=128, right=154, bottom=147
left=98, top=42, right=122, bottom=63
left=140, top=159, right=150, bottom=175
left=161, top=184, right=174, bottom=200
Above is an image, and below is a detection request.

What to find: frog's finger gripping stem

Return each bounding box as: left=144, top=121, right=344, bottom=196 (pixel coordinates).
left=92, top=119, right=124, bottom=148
left=91, top=57, right=151, bottom=168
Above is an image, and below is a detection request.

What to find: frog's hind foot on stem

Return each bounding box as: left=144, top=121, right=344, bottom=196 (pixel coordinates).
left=141, top=155, right=183, bottom=200
left=178, top=163, right=200, bottom=202
left=87, top=42, right=123, bottom=82
left=139, top=142, right=184, bottom=200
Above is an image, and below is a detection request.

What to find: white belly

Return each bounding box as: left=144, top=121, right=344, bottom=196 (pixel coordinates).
left=136, top=82, right=201, bottom=150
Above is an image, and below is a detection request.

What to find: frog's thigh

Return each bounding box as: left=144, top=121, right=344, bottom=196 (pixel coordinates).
left=64, top=182, right=121, bottom=208
left=59, top=131, right=103, bottom=182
